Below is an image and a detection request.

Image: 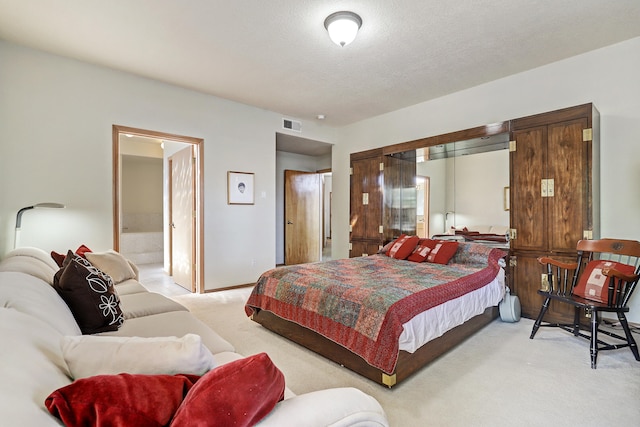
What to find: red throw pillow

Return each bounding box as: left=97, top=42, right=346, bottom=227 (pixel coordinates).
left=573, top=260, right=636, bottom=303
left=171, top=352, right=285, bottom=427
left=408, top=239, right=433, bottom=262
left=425, top=240, right=459, bottom=264
left=51, top=245, right=93, bottom=267
left=45, top=373, right=199, bottom=427
left=386, top=235, right=420, bottom=260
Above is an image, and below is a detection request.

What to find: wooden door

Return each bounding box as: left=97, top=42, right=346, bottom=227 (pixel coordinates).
left=350, top=154, right=383, bottom=257
left=169, top=146, right=195, bottom=291
left=284, top=170, right=321, bottom=265
left=510, top=127, right=547, bottom=252
left=547, top=119, right=589, bottom=252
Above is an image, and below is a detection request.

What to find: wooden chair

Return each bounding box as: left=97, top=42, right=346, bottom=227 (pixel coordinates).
left=530, top=239, right=640, bottom=368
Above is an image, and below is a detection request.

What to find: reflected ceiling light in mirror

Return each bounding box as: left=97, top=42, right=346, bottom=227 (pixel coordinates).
left=324, top=11, right=362, bottom=47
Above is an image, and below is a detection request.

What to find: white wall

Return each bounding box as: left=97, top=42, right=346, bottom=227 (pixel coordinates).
left=333, top=36, right=640, bottom=322
left=0, top=41, right=337, bottom=290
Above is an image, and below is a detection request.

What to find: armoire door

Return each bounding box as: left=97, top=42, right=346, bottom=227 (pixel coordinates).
left=350, top=151, right=383, bottom=257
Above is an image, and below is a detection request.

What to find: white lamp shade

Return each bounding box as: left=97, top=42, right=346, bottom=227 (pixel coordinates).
left=324, top=12, right=362, bottom=47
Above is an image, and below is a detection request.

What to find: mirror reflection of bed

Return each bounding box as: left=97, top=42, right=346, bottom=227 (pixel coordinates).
left=415, top=132, right=510, bottom=242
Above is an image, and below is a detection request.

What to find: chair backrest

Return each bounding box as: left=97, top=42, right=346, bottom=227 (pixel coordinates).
left=573, top=239, right=640, bottom=306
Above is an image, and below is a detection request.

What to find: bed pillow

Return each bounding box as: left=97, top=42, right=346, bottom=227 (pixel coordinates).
left=45, top=373, right=199, bottom=427
left=53, top=252, right=124, bottom=334
left=408, top=240, right=433, bottom=262
left=425, top=240, right=459, bottom=265
left=61, top=334, right=216, bottom=379
left=573, top=260, right=636, bottom=303
left=386, top=235, right=419, bottom=260
left=85, top=250, right=137, bottom=284
left=171, top=352, right=285, bottom=427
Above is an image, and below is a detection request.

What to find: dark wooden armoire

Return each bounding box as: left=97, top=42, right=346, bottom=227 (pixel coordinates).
left=508, top=103, right=600, bottom=322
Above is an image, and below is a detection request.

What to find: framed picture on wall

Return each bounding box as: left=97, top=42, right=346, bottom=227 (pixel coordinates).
left=227, top=171, right=254, bottom=205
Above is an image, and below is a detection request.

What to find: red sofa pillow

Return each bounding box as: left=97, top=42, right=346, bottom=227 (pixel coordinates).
left=425, top=240, right=459, bottom=265
left=408, top=239, right=433, bottom=262
left=171, top=352, right=285, bottom=427
left=386, top=234, right=419, bottom=260
left=573, top=260, right=636, bottom=303
left=51, top=244, right=92, bottom=267
left=45, top=373, right=199, bottom=427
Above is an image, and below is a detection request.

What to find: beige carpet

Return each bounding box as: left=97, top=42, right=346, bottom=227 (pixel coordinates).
left=172, top=288, right=640, bottom=426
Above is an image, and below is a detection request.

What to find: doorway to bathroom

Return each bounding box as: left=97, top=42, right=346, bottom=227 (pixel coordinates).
left=112, top=125, right=204, bottom=293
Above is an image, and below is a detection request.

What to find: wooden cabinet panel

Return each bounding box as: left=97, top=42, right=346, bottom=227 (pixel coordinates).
left=350, top=152, right=384, bottom=257
left=510, top=127, right=547, bottom=252
left=510, top=252, right=577, bottom=322
left=547, top=119, right=588, bottom=252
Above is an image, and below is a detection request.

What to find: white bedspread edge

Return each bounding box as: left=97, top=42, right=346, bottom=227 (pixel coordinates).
left=399, top=268, right=505, bottom=353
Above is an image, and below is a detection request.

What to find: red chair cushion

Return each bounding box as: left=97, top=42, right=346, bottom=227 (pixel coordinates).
left=573, top=260, right=636, bottom=303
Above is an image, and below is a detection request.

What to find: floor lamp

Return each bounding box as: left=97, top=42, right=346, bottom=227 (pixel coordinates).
left=14, top=202, right=66, bottom=249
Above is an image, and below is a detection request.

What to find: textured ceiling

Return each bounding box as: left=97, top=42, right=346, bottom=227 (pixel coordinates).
left=1, top=0, right=639, bottom=128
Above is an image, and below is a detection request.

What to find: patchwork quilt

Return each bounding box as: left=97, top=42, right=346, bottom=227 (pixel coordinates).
left=245, top=243, right=505, bottom=374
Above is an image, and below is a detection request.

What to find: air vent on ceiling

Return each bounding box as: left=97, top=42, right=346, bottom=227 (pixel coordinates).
left=282, top=118, right=302, bottom=132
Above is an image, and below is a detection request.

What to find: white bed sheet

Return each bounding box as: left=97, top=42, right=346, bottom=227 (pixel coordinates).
left=399, top=268, right=505, bottom=353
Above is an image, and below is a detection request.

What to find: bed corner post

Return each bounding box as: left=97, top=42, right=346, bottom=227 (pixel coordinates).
left=382, top=373, right=397, bottom=388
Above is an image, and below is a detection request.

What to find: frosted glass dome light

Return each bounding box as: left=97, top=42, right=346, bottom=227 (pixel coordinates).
left=324, top=11, right=362, bottom=47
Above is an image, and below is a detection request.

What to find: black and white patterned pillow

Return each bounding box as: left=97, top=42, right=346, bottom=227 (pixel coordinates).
left=53, top=251, right=124, bottom=334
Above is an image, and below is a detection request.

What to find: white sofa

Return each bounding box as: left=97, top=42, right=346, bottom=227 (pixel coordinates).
left=0, top=247, right=388, bottom=427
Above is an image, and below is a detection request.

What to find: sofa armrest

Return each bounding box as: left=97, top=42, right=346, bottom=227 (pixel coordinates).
left=256, top=387, right=388, bottom=427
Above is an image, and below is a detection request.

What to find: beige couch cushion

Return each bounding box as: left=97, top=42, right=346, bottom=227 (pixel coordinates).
left=0, top=271, right=81, bottom=336
left=118, top=292, right=188, bottom=319
left=85, top=250, right=137, bottom=283
left=98, top=310, right=235, bottom=355
left=0, top=247, right=59, bottom=284
left=61, top=333, right=216, bottom=379
left=115, top=278, right=148, bottom=295
left=0, top=308, right=72, bottom=427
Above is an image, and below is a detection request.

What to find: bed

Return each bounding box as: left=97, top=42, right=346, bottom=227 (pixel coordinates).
left=245, top=241, right=506, bottom=387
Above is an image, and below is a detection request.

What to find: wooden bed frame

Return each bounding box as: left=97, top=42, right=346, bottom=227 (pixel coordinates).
left=250, top=305, right=499, bottom=388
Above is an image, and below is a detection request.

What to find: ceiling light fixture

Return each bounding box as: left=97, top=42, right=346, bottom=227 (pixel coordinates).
left=324, top=11, right=362, bottom=47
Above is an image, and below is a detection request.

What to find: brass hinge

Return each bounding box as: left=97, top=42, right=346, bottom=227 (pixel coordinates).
left=509, top=257, right=517, bottom=267
left=349, top=243, right=352, bottom=250
left=362, top=193, right=369, bottom=205
left=349, top=167, right=353, bottom=175
left=583, top=230, right=593, bottom=239
left=509, top=141, right=517, bottom=152
left=379, top=162, right=384, bottom=171
left=509, top=228, right=517, bottom=240
left=379, top=225, right=383, bottom=234
left=349, top=225, right=353, bottom=233
left=541, top=274, right=550, bottom=292
left=583, top=128, right=593, bottom=142
left=362, top=253, right=368, bottom=257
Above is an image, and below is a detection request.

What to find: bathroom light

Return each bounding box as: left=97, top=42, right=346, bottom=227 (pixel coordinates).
left=324, top=11, right=362, bottom=47
left=14, top=202, right=65, bottom=248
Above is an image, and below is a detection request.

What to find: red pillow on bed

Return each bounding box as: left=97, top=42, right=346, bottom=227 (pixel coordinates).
left=408, top=240, right=433, bottom=262
left=573, top=260, right=636, bottom=303
left=425, top=240, right=459, bottom=264
left=386, top=234, right=419, bottom=260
